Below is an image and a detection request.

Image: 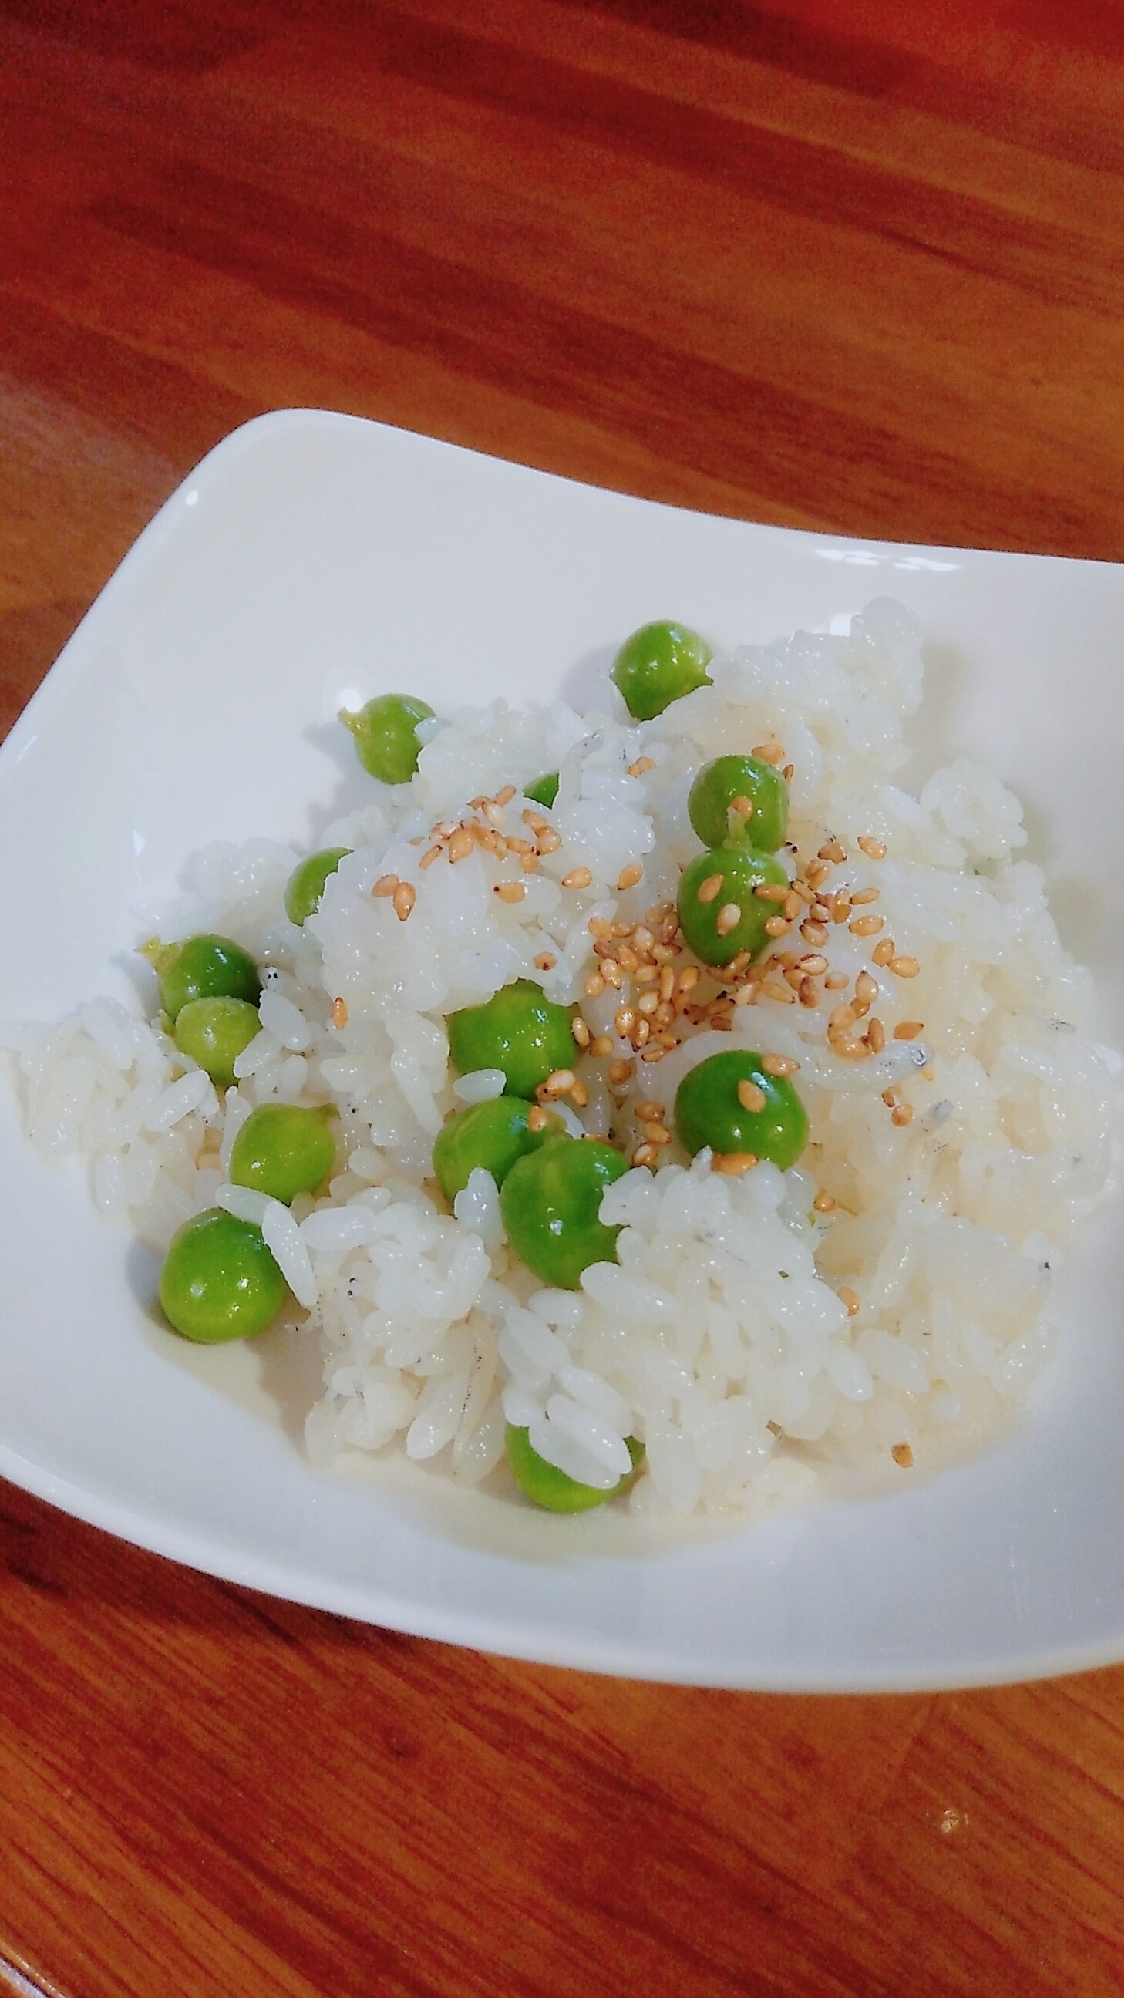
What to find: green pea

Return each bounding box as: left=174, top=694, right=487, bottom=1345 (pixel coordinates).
left=524, top=772, right=559, bottom=809
left=284, top=848, right=351, bottom=926
left=500, top=1136, right=627, bottom=1289
left=339, top=693, right=435, bottom=784
left=447, top=979, right=575, bottom=1099
left=675, top=1049, right=809, bottom=1171
left=677, top=844, right=789, bottom=967
left=506, top=1426, right=645, bottom=1513
left=173, top=996, right=261, bottom=1089
left=610, top=621, right=712, bottom=721
left=432, top=1095, right=564, bottom=1202
left=159, top=1208, right=290, bottom=1343
left=688, top=754, right=789, bottom=853
left=139, top=933, right=261, bottom=1022
left=229, top=1103, right=336, bottom=1205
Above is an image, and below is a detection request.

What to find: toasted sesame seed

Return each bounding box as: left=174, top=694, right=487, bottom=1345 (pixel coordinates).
left=855, top=970, right=878, bottom=1006
left=760, top=979, right=796, bottom=1004
left=505, top=835, right=535, bottom=861
left=891, top=1442, right=914, bottom=1468
left=734, top=984, right=756, bottom=1006
left=617, top=863, right=644, bottom=890
left=891, top=1102, right=914, bottom=1127
left=713, top=1152, right=759, bottom=1175
left=801, top=920, right=828, bottom=947
left=601, top=959, right=623, bottom=988
left=637, top=991, right=660, bottom=1016
left=614, top=1005, right=637, bottom=1037
left=799, top=979, right=819, bottom=1007
left=571, top=1017, right=591, bottom=1047
left=890, top=955, right=920, bottom=979
left=627, top=756, right=656, bottom=778
left=764, top=914, right=790, bottom=938
left=882, top=1087, right=899, bottom=1107
left=832, top=895, right=852, bottom=924
left=331, top=996, right=348, bottom=1029
left=798, top=953, right=828, bottom=975
left=738, top=1079, right=767, bottom=1113
left=392, top=882, right=416, bottom=921
left=839, top=1286, right=860, bottom=1316
left=830, top=1002, right=859, bottom=1032
left=646, top=1125, right=671, bottom=1146
left=494, top=880, right=526, bottom=903
left=635, top=1100, right=665, bottom=1121
left=783, top=967, right=805, bottom=991
left=420, top=844, right=443, bottom=870
left=754, top=882, right=789, bottom=902
left=590, top=1035, right=613, bottom=1058
left=857, top=836, right=887, bottom=859
left=632, top=1142, right=658, bottom=1168
left=813, top=1191, right=836, bottom=1214
left=789, top=880, right=815, bottom=905
left=641, top=1043, right=669, bottom=1062
left=588, top=917, right=613, bottom=940
left=617, top=945, right=640, bottom=972
left=584, top=973, right=606, bottom=998
left=539, top=1068, right=575, bottom=1099
left=570, top=1080, right=589, bottom=1108
left=527, top=1105, right=550, bottom=1133
left=807, top=860, right=831, bottom=890
left=677, top=966, right=701, bottom=993
left=562, top=866, right=593, bottom=890
left=783, top=763, right=795, bottom=781
left=819, top=841, right=847, bottom=864
left=448, top=827, right=475, bottom=864
left=761, top=1053, right=799, bottom=1077
left=635, top=1019, right=651, bottom=1046
left=716, top=903, right=742, bottom=937
left=784, top=891, right=802, bottom=921
left=468, top=796, right=488, bottom=812
left=494, top=784, right=516, bottom=806
left=634, top=963, right=659, bottom=985
left=373, top=873, right=399, bottom=898
left=866, top=1017, right=886, bottom=1053
left=534, top=952, right=557, bottom=972
left=824, top=972, right=850, bottom=991
left=697, top=872, right=724, bottom=904
left=609, top=1058, right=633, bottom=1085
left=658, top=965, right=676, bottom=1002
left=872, top=938, right=896, bottom=967
left=522, top=809, right=549, bottom=833
left=850, top=886, right=880, bottom=905
left=893, top=1021, right=924, bottom=1040
left=752, top=742, right=785, bottom=765
left=483, top=823, right=507, bottom=850
left=831, top=1035, right=869, bottom=1059
left=849, top=914, right=884, bottom=936
left=537, top=828, right=562, bottom=855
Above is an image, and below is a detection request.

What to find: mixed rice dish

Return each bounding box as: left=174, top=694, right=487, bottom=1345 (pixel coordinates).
left=5, top=600, right=1119, bottom=1518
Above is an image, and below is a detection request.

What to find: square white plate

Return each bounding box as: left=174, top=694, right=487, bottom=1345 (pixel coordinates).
left=2, top=409, right=1122, bottom=1690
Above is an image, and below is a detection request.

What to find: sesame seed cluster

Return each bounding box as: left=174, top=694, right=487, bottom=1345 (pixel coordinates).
left=348, top=740, right=929, bottom=1169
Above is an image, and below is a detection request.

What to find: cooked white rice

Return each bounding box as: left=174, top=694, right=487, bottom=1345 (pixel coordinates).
left=5, top=598, right=1120, bottom=1518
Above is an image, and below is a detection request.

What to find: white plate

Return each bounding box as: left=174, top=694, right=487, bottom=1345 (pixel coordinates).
left=2, top=409, right=1122, bottom=1691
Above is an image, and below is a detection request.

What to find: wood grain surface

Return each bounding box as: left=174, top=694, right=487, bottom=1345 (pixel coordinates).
left=3, top=3, right=1124, bottom=1993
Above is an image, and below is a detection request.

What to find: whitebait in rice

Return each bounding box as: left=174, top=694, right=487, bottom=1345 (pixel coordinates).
left=4, top=602, right=1119, bottom=1519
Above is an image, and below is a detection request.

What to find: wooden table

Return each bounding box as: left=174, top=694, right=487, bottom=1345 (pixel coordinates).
left=3, top=4, right=1124, bottom=1992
